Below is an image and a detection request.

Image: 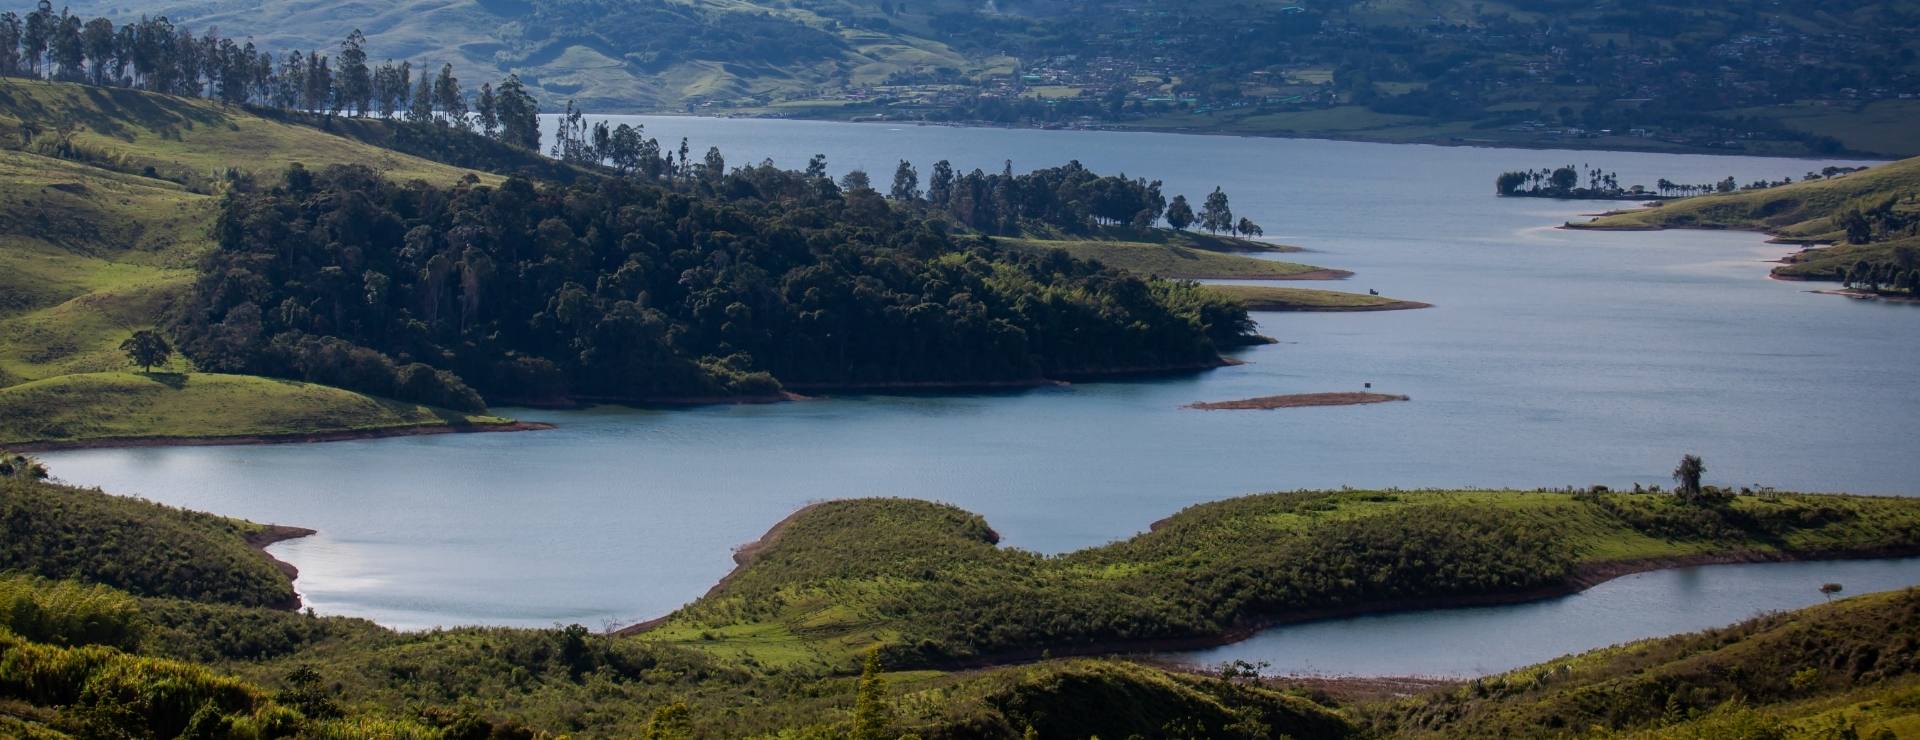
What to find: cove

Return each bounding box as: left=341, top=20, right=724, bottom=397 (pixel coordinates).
left=1169, top=557, right=1920, bottom=678
left=37, top=123, right=1920, bottom=655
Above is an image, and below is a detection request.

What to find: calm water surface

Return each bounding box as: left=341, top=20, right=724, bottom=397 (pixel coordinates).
left=1172, top=557, right=1920, bottom=677
left=40, top=122, right=1920, bottom=673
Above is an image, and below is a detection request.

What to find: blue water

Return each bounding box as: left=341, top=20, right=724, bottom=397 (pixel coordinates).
left=39, top=123, right=1920, bottom=675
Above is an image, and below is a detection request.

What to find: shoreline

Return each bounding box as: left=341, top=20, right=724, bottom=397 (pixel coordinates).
left=615, top=501, right=831, bottom=636
left=244, top=524, right=318, bottom=611
left=1181, top=268, right=1353, bottom=281
left=11, top=420, right=555, bottom=453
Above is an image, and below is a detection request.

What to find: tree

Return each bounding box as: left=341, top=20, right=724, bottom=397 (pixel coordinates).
left=494, top=74, right=540, bottom=150
left=804, top=154, right=828, bottom=179
left=406, top=73, right=434, bottom=123
left=475, top=82, right=498, bottom=137
left=432, top=63, right=466, bottom=129
left=890, top=160, right=920, bottom=201
left=1496, top=171, right=1529, bottom=195
left=701, top=146, right=725, bottom=183
left=1819, top=583, right=1843, bottom=601
left=80, top=17, right=113, bottom=84
left=1200, top=187, right=1232, bottom=234
left=927, top=159, right=953, bottom=206
left=1549, top=166, right=1578, bottom=192
left=23, top=0, right=52, bottom=76
left=851, top=649, right=892, bottom=740
left=336, top=30, right=371, bottom=116
left=120, top=329, right=172, bottom=372
left=0, top=14, right=21, bottom=77
left=1672, top=454, right=1705, bottom=500
left=1165, top=194, right=1195, bottom=231
left=840, top=169, right=872, bottom=192
left=1236, top=217, right=1262, bottom=238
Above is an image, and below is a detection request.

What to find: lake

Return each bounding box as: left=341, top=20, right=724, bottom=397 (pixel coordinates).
left=39, top=121, right=1920, bottom=673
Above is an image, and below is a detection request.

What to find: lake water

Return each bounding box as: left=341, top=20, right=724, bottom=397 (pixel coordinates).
left=1170, top=557, right=1920, bottom=677
left=39, top=121, right=1920, bottom=674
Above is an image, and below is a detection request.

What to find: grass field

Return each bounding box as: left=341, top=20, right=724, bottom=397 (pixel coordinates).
left=0, top=79, right=490, bottom=188
left=0, top=372, right=513, bottom=447
left=641, top=489, right=1920, bottom=671
left=1204, top=284, right=1429, bottom=311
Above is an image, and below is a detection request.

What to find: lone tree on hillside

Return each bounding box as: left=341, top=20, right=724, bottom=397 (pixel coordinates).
left=1672, top=454, right=1705, bottom=500
left=1820, top=582, right=1844, bottom=601
left=119, top=330, right=172, bottom=373
left=1236, top=217, right=1263, bottom=237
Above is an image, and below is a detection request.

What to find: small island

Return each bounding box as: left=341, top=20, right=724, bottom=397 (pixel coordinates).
left=1185, top=392, right=1410, bottom=410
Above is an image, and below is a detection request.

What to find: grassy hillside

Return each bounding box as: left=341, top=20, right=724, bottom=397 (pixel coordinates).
left=1205, top=285, right=1430, bottom=312
left=0, top=477, right=297, bottom=608
left=1370, top=587, right=1920, bottom=738
left=0, top=80, right=490, bottom=189
left=0, top=372, right=515, bottom=448
left=640, top=490, right=1920, bottom=671
left=1007, top=236, right=1346, bottom=280
left=1575, top=156, right=1920, bottom=283
left=1577, top=157, right=1920, bottom=240
left=0, top=80, right=543, bottom=444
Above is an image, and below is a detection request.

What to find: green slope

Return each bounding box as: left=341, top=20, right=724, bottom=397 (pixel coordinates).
left=1370, top=588, right=1920, bottom=739
left=639, top=490, right=1920, bottom=671
left=0, top=80, right=538, bottom=444
left=1006, top=236, right=1346, bottom=280
left=0, top=372, right=515, bottom=448
left=1205, top=284, right=1429, bottom=311
left=1575, top=156, right=1920, bottom=282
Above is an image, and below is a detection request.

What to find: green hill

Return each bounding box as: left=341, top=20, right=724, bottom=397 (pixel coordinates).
left=1576, top=156, right=1920, bottom=283
left=0, top=477, right=299, bottom=608
left=1007, top=236, right=1347, bottom=280
left=1205, top=285, right=1430, bottom=312
left=638, top=489, right=1920, bottom=670
left=0, top=80, right=536, bottom=444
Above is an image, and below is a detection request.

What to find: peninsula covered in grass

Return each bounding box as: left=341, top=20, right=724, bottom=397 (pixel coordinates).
left=1574, top=155, right=1920, bottom=299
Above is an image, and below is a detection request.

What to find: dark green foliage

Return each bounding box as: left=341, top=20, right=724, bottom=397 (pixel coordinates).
left=173, top=162, right=1249, bottom=403
left=974, top=662, right=1353, bottom=740
left=0, top=477, right=296, bottom=608
left=117, top=329, right=170, bottom=372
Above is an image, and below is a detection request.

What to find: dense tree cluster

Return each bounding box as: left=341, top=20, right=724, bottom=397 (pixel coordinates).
left=0, top=2, right=541, bottom=150
left=173, top=161, right=1256, bottom=406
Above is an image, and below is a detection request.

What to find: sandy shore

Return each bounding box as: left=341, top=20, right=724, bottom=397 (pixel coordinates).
left=1186, top=392, right=1409, bottom=410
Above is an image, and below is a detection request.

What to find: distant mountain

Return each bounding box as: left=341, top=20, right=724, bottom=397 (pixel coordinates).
left=58, top=0, right=1920, bottom=155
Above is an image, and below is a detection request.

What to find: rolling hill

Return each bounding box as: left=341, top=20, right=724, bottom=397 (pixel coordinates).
left=0, top=79, right=524, bottom=444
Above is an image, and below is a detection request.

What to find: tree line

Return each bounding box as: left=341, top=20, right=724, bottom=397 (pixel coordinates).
left=0, top=1, right=541, bottom=150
